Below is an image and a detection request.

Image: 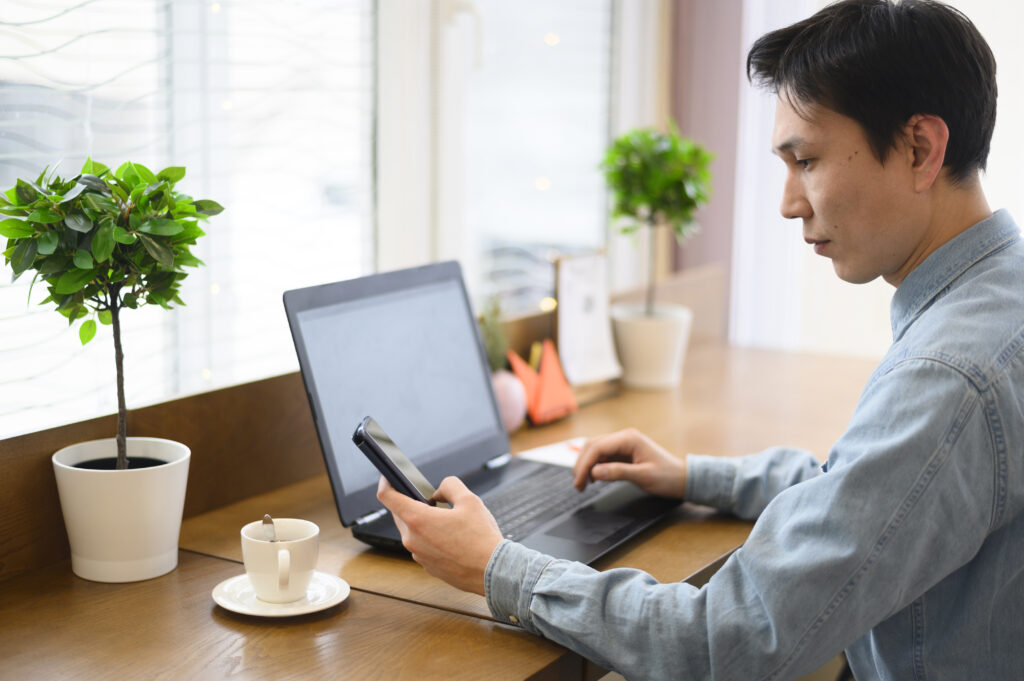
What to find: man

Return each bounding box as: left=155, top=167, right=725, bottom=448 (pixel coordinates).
left=380, top=1, right=1024, bottom=679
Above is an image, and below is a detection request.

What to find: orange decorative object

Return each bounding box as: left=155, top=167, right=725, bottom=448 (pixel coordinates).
left=506, top=339, right=578, bottom=425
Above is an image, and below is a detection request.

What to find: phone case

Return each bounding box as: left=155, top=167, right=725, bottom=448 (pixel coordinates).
left=352, top=417, right=432, bottom=504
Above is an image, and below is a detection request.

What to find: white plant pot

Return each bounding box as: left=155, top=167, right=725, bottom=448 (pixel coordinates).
left=611, top=303, right=694, bottom=389
left=52, top=437, right=190, bottom=583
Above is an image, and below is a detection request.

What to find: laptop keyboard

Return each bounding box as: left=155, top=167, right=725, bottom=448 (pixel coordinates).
left=484, top=465, right=608, bottom=541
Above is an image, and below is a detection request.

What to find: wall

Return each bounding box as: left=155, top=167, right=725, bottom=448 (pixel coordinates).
left=670, top=0, right=743, bottom=295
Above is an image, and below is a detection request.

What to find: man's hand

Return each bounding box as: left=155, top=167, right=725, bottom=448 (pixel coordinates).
left=377, top=476, right=503, bottom=596
left=572, top=428, right=687, bottom=499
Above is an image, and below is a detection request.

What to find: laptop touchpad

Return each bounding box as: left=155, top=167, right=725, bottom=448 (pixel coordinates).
left=545, top=508, right=634, bottom=544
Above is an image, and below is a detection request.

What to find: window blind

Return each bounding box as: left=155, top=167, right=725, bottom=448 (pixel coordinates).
left=0, top=0, right=375, bottom=438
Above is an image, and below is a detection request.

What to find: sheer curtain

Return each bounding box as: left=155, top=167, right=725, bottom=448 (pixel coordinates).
left=0, top=0, right=375, bottom=438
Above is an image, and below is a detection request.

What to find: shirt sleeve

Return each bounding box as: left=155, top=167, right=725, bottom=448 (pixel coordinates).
left=485, top=358, right=996, bottom=681
left=685, top=446, right=824, bottom=519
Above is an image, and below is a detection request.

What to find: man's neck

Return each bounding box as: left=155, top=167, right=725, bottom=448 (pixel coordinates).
left=888, top=174, right=992, bottom=288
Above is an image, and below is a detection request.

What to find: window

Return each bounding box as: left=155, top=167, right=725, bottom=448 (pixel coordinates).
left=460, top=0, right=614, bottom=314
left=403, top=0, right=617, bottom=316
left=0, top=0, right=375, bottom=437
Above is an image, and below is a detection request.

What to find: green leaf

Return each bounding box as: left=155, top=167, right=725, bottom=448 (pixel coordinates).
left=16, top=179, right=39, bottom=204
left=27, top=207, right=62, bottom=224
left=11, top=239, right=37, bottom=277
left=54, top=267, right=96, bottom=294
left=174, top=251, right=204, bottom=268
left=59, top=183, right=86, bottom=203
left=0, top=218, right=32, bottom=238
left=37, top=256, right=68, bottom=274
left=138, top=218, right=184, bottom=236
left=123, top=292, right=138, bottom=309
left=194, top=199, right=224, bottom=216
left=157, top=166, right=186, bottom=183
left=37, top=230, right=59, bottom=255
left=132, top=162, right=157, bottom=185
left=92, top=223, right=115, bottom=262
left=112, top=225, right=137, bottom=244
left=73, top=249, right=94, bottom=269
left=65, top=213, right=93, bottom=233
left=77, top=174, right=111, bottom=194
left=98, top=309, right=112, bottom=325
left=139, top=233, right=174, bottom=268
left=81, top=193, right=117, bottom=213
left=67, top=305, right=88, bottom=324
left=172, top=223, right=205, bottom=243
left=79, top=319, right=97, bottom=345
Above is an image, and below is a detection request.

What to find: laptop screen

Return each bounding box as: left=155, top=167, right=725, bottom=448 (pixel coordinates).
left=284, top=261, right=510, bottom=526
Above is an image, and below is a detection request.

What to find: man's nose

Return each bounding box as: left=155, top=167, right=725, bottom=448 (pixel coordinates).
left=780, top=173, right=811, bottom=220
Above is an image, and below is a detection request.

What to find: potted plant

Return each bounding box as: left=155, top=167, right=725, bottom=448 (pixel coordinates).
left=601, top=124, right=712, bottom=388
left=0, top=159, right=223, bottom=582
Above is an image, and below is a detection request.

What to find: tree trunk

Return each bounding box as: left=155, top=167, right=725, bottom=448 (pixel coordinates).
left=645, top=220, right=658, bottom=317
left=110, top=293, right=128, bottom=469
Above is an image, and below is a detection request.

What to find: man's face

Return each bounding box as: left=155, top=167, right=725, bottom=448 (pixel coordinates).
left=771, top=96, right=927, bottom=286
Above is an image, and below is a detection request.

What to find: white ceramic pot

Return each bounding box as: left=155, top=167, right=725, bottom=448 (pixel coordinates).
left=611, top=303, right=694, bottom=389
left=52, top=437, right=190, bottom=583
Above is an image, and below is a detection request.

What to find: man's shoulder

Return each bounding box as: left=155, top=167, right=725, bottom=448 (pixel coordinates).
left=886, top=240, right=1024, bottom=387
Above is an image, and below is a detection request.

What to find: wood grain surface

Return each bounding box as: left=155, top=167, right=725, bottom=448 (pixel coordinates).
left=0, top=550, right=579, bottom=681
left=180, top=343, right=877, bottom=620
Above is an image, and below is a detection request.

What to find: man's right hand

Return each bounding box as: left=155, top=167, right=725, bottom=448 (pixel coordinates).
left=572, top=428, right=687, bottom=499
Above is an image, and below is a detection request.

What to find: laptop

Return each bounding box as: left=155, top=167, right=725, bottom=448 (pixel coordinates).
left=283, top=261, right=680, bottom=564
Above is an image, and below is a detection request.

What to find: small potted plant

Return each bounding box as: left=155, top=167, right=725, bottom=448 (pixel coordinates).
left=601, top=124, right=712, bottom=388
left=1, top=159, right=223, bottom=582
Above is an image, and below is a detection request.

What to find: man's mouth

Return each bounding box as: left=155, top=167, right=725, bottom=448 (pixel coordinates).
left=805, top=237, right=831, bottom=255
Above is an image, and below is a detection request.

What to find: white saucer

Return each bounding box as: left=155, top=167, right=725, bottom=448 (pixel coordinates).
left=212, top=571, right=350, bottom=617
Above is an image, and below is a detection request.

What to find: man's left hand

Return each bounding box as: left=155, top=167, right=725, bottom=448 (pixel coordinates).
left=377, top=475, right=503, bottom=596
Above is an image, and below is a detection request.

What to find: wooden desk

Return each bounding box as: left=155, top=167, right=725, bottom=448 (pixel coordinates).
left=0, top=550, right=580, bottom=681
left=181, top=344, right=875, bottom=620
left=0, top=343, right=875, bottom=681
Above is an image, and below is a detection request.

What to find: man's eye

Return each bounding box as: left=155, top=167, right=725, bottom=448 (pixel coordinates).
left=796, top=158, right=813, bottom=169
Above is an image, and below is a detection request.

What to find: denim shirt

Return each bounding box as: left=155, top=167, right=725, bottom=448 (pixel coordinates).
left=485, top=210, right=1024, bottom=681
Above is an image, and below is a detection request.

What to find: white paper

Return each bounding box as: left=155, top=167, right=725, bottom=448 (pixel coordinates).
left=556, top=254, right=622, bottom=385
left=516, top=437, right=586, bottom=468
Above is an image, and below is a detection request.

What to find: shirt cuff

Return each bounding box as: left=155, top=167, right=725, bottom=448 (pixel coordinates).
left=484, top=539, right=555, bottom=632
left=685, top=453, right=738, bottom=511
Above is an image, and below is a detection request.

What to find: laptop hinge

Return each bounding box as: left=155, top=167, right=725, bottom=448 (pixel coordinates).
left=486, top=453, right=512, bottom=469
left=355, top=508, right=389, bottom=526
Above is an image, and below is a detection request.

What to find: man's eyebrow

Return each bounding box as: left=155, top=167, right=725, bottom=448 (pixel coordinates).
left=772, top=137, right=806, bottom=155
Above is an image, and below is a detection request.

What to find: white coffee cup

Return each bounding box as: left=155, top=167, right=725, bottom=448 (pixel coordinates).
left=240, top=518, right=320, bottom=603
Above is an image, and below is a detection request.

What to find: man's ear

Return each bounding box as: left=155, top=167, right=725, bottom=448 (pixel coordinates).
left=905, top=114, right=949, bottom=192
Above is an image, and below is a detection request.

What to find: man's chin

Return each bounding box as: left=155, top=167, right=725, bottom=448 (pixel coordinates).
left=832, top=262, right=881, bottom=285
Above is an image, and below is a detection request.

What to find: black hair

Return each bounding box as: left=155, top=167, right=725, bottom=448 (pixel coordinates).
left=747, top=0, right=996, bottom=183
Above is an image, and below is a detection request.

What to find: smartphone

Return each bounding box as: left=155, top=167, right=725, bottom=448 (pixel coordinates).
left=353, top=416, right=438, bottom=505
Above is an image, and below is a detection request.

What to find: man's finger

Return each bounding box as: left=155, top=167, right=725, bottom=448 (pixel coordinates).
left=592, top=461, right=646, bottom=485
left=377, top=476, right=424, bottom=517
left=573, top=431, right=637, bottom=489
left=432, top=476, right=474, bottom=505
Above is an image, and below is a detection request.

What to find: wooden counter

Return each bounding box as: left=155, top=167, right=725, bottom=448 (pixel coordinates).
left=0, top=550, right=580, bottom=681
left=0, top=343, right=876, bottom=681
left=180, top=343, right=875, bottom=620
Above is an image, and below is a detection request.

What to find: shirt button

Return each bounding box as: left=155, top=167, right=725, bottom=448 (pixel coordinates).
left=508, top=615, right=519, bottom=624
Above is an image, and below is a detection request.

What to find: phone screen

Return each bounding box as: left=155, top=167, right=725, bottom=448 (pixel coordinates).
left=354, top=416, right=438, bottom=503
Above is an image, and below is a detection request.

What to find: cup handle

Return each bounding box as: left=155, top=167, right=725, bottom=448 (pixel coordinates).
left=277, top=548, right=290, bottom=591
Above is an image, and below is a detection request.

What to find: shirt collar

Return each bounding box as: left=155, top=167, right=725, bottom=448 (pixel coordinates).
left=891, top=209, right=1020, bottom=341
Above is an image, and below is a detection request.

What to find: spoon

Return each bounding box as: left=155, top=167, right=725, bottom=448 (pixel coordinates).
left=262, top=513, right=277, bottom=542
